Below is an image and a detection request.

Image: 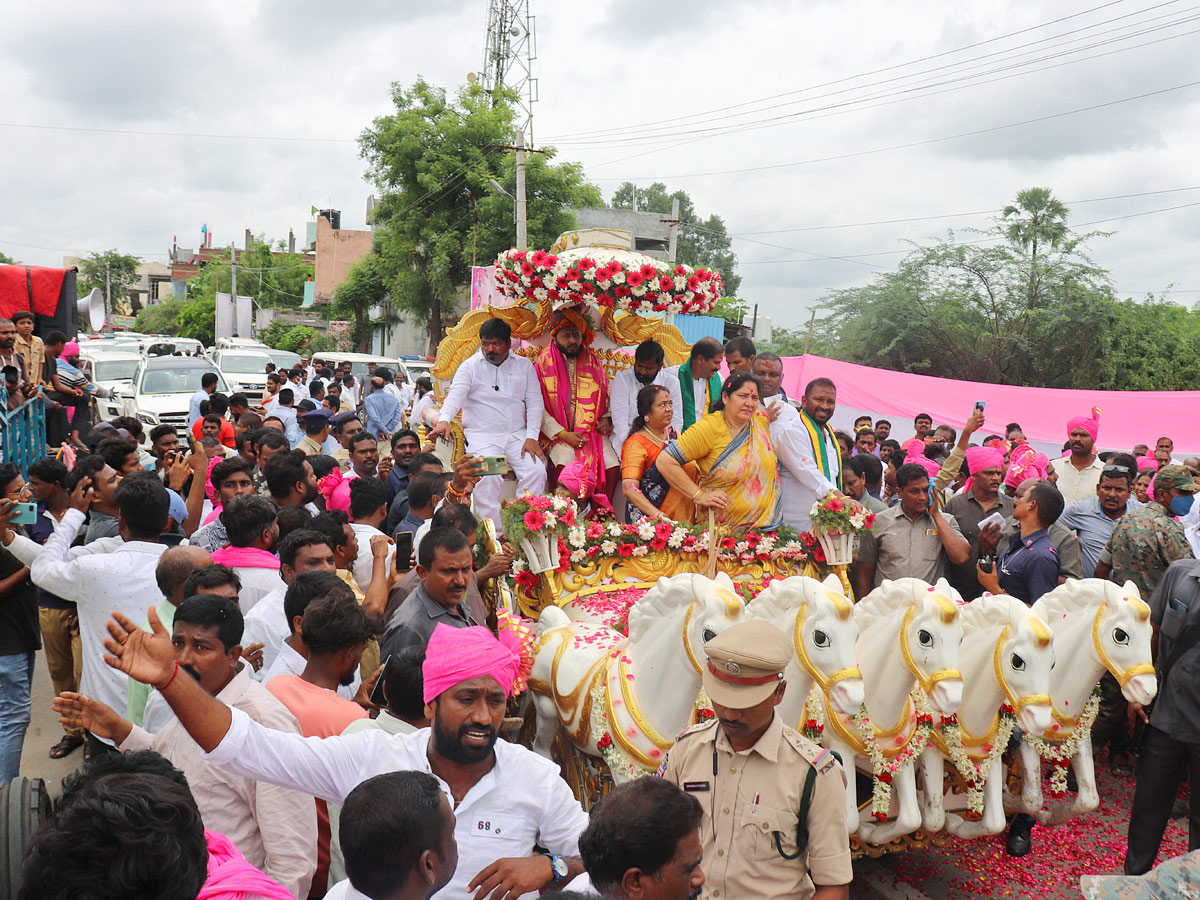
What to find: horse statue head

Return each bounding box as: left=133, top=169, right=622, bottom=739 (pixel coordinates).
left=628, top=571, right=745, bottom=678
left=857, top=577, right=964, bottom=715
left=1036, top=578, right=1158, bottom=706
left=962, top=593, right=1055, bottom=736
left=748, top=574, right=864, bottom=717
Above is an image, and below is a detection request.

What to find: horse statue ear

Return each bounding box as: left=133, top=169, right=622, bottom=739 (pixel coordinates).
left=714, top=571, right=735, bottom=589
left=933, top=576, right=953, bottom=595
left=657, top=576, right=670, bottom=591
left=1120, top=580, right=1143, bottom=603
left=821, top=573, right=842, bottom=592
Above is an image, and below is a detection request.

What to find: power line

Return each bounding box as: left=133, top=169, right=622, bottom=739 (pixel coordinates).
left=0, top=122, right=356, bottom=144
left=587, top=78, right=1200, bottom=180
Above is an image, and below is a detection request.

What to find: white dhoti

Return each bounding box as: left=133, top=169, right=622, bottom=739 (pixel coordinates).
left=468, top=431, right=548, bottom=533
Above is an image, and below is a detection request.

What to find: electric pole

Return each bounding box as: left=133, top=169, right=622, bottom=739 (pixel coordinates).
left=515, top=135, right=528, bottom=250
left=230, top=242, right=237, bottom=307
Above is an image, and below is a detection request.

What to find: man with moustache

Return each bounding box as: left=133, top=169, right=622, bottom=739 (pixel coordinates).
left=535, top=308, right=617, bottom=496
left=608, top=339, right=683, bottom=455
left=380, top=528, right=480, bottom=659
left=102, top=611, right=590, bottom=900
left=1054, top=409, right=1105, bottom=505
left=660, top=621, right=852, bottom=900
left=428, top=317, right=546, bottom=532
left=53, top=594, right=317, bottom=899
left=765, top=376, right=849, bottom=531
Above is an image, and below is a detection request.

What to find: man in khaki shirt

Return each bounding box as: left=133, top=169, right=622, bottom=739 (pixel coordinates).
left=661, top=621, right=852, bottom=900
left=297, top=407, right=332, bottom=456
left=853, top=461, right=969, bottom=597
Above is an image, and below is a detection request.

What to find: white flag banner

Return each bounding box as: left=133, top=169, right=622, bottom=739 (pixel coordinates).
left=235, top=294, right=253, bottom=338
left=215, top=292, right=234, bottom=340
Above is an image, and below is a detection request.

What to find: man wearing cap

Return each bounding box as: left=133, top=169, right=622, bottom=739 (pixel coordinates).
left=1055, top=408, right=1105, bottom=505
left=1096, top=465, right=1198, bottom=601
left=102, top=616, right=589, bottom=900
left=660, top=621, right=852, bottom=900
left=296, top=408, right=333, bottom=457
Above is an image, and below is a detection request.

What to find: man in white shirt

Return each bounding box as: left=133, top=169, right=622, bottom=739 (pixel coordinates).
left=287, top=368, right=310, bottom=405
left=1055, top=411, right=1105, bottom=505
left=765, top=373, right=845, bottom=531
left=188, top=372, right=218, bottom=427
left=348, top=478, right=395, bottom=594
left=54, top=594, right=318, bottom=900
left=23, top=473, right=171, bottom=750
left=210, top=494, right=284, bottom=613
left=608, top=339, right=683, bottom=457
left=107, top=614, right=589, bottom=900
left=243, top=529, right=337, bottom=676
left=428, top=318, right=547, bottom=531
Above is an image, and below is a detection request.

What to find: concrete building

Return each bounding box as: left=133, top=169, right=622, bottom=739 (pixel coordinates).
left=312, top=213, right=373, bottom=303
left=569, top=205, right=678, bottom=260
left=62, top=256, right=173, bottom=315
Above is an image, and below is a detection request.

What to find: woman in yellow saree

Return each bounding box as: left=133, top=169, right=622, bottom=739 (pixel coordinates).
left=656, top=372, right=782, bottom=529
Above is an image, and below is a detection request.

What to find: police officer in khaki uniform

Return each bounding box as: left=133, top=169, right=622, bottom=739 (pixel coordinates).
left=660, top=621, right=853, bottom=900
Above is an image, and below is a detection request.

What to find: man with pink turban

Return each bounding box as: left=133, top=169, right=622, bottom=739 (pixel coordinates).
left=103, top=606, right=590, bottom=900
left=1055, top=407, right=1104, bottom=504
left=945, top=443, right=1014, bottom=600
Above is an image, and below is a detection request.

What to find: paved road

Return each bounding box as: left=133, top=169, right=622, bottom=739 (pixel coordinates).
left=20, top=653, right=85, bottom=796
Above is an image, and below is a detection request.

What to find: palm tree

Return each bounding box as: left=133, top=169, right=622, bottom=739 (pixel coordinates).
left=1002, top=187, right=1069, bottom=262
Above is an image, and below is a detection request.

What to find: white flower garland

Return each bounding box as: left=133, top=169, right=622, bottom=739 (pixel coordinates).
left=854, top=688, right=936, bottom=820
left=802, top=685, right=826, bottom=742
left=937, top=706, right=1017, bottom=818
left=1022, top=686, right=1103, bottom=797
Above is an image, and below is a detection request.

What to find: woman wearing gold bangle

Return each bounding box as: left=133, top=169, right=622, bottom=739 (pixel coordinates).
left=656, top=372, right=782, bottom=528
left=620, top=385, right=697, bottom=522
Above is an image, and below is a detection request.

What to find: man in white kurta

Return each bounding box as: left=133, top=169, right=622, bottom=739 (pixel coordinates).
left=765, top=375, right=844, bottom=531
left=607, top=339, right=684, bottom=457
left=428, top=318, right=547, bottom=531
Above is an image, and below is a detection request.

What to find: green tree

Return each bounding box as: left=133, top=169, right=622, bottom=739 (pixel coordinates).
left=610, top=182, right=741, bottom=294
left=1002, top=187, right=1069, bottom=263
left=78, top=250, right=141, bottom=312
left=0, top=252, right=16, bottom=265
left=360, top=78, right=602, bottom=352
left=330, top=254, right=387, bottom=352
left=710, top=296, right=748, bottom=324
left=134, top=298, right=186, bottom=335
left=232, top=236, right=313, bottom=310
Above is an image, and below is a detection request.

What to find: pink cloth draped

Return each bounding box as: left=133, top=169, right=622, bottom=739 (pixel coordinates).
left=536, top=343, right=610, bottom=492
left=203, top=504, right=221, bottom=527
left=211, top=546, right=280, bottom=570
left=318, top=468, right=352, bottom=514
left=204, top=456, right=222, bottom=504
left=782, top=354, right=1200, bottom=454
left=1005, top=443, right=1048, bottom=490
left=423, top=623, right=523, bottom=703
left=198, top=830, right=294, bottom=900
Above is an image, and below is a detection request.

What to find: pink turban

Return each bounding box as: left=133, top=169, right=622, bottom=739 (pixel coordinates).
left=909, top=454, right=942, bottom=479
left=1005, top=444, right=1048, bottom=490
left=1066, top=408, right=1100, bottom=442
left=966, top=446, right=1005, bottom=474
left=60, top=341, right=80, bottom=360
left=318, top=468, right=352, bottom=514
left=423, top=623, right=525, bottom=703
left=900, top=437, right=925, bottom=460
left=1136, top=454, right=1158, bottom=472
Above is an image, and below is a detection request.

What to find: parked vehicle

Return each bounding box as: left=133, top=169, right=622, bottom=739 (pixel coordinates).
left=211, top=348, right=274, bottom=394
left=79, top=351, right=142, bottom=421
left=116, top=356, right=229, bottom=428
left=309, top=351, right=410, bottom=385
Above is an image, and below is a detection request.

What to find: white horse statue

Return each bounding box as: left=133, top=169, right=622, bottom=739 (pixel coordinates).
left=823, top=577, right=965, bottom=844
left=746, top=574, right=865, bottom=728
left=1015, top=578, right=1158, bottom=824
left=528, top=571, right=745, bottom=782
left=919, top=592, right=1055, bottom=838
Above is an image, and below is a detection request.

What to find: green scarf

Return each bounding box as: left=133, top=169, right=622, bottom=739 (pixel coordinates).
left=678, top=359, right=722, bottom=433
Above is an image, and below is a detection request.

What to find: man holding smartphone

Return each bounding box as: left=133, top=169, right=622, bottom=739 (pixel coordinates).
left=429, top=318, right=546, bottom=532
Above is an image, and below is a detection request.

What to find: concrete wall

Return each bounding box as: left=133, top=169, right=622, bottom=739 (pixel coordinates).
left=313, top=215, right=373, bottom=302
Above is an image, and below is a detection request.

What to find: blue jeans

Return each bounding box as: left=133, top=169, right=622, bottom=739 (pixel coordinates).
left=0, top=652, right=34, bottom=782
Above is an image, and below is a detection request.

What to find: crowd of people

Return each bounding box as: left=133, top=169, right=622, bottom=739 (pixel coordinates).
left=3, top=310, right=1200, bottom=899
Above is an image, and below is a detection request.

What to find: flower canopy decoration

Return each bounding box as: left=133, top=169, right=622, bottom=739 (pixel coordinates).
left=493, top=247, right=723, bottom=317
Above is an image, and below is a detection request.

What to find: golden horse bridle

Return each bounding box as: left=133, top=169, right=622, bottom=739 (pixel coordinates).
left=992, top=624, right=1051, bottom=715
left=791, top=605, right=861, bottom=694
left=899, top=605, right=962, bottom=694
left=1093, top=605, right=1155, bottom=689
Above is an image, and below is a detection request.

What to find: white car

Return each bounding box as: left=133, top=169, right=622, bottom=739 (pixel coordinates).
left=211, top=348, right=274, bottom=395
left=79, top=351, right=143, bottom=421
left=117, top=356, right=230, bottom=429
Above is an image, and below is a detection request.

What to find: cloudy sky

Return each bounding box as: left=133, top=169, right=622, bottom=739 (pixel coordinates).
left=3, top=0, right=1199, bottom=331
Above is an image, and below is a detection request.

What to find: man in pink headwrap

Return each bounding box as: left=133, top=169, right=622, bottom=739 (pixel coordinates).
left=945, top=444, right=1013, bottom=600
left=103, top=600, right=590, bottom=900
left=1055, top=407, right=1104, bottom=504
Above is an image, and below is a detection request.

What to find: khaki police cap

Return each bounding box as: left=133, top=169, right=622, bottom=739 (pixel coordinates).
left=702, top=620, right=791, bottom=709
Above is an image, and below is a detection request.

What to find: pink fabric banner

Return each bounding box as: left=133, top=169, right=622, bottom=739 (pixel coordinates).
left=781, top=354, right=1198, bottom=455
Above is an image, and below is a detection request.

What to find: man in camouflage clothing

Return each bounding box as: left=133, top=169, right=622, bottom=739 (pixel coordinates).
left=1096, top=465, right=1197, bottom=598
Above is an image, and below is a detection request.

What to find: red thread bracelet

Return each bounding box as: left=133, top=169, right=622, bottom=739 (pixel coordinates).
left=157, top=661, right=180, bottom=693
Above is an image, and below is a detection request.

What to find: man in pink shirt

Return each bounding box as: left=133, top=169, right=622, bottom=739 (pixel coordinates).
left=266, top=582, right=382, bottom=897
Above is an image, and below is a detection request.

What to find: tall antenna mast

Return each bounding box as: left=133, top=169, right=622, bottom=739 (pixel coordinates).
left=481, top=0, right=537, bottom=145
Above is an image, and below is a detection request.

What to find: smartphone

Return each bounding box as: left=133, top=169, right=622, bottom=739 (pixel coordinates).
left=974, top=400, right=986, bottom=415
left=479, top=455, right=509, bottom=477
left=394, top=531, right=414, bottom=570
left=9, top=502, right=36, bottom=526
left=369, top=654, right=392, bottom=707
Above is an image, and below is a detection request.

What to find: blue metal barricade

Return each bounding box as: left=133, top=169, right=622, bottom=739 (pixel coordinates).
left=0, top=386, right=47, bottom=476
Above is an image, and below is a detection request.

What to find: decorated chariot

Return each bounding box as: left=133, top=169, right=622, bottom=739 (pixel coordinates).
left=421, top=229, right=1158, bottom=857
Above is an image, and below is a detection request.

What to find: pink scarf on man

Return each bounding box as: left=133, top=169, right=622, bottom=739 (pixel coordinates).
left=536, top=338, right=610, bottom=492
left=211, top=546, right=279, bottom=570
left=197, top=830, right=293, bottom=900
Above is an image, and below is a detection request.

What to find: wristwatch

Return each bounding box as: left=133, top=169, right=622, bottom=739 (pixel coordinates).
left=545, top=853, right=568, bottom=885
